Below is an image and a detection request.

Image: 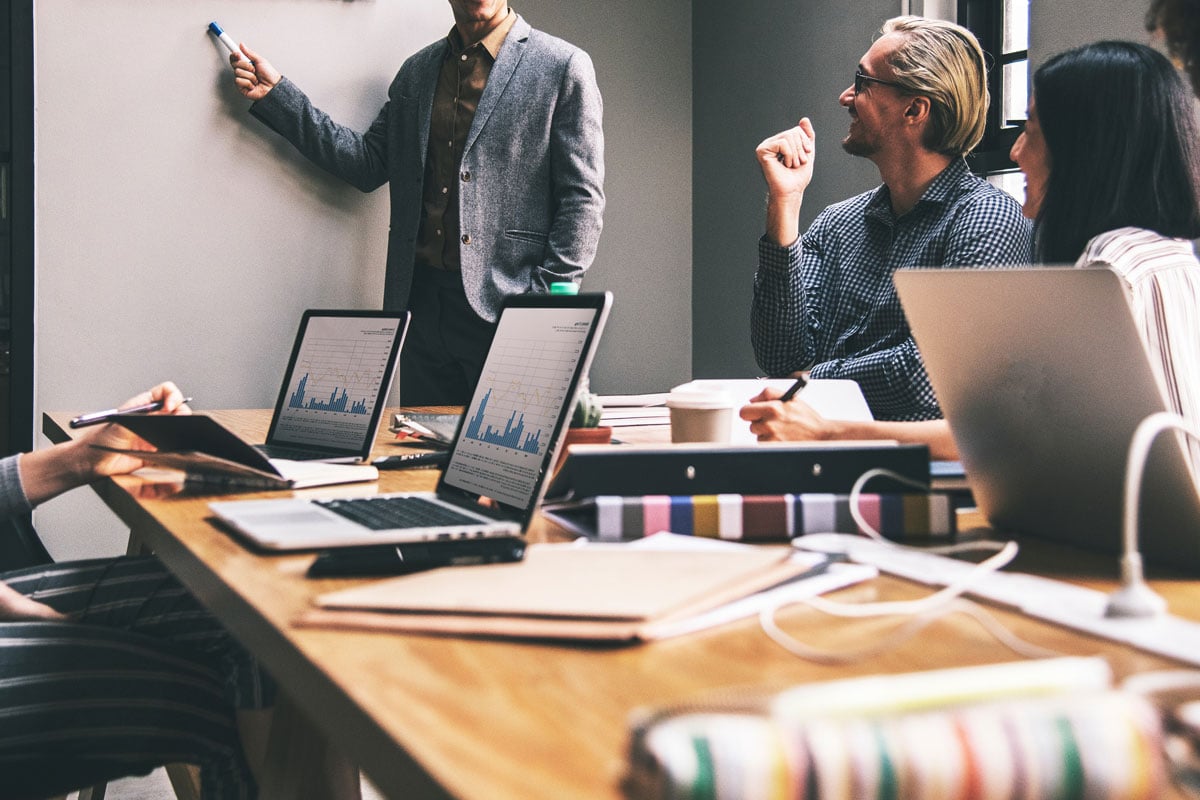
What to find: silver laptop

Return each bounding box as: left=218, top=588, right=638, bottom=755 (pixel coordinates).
left=257, top=309, right=410, bottom=463
left=209, top=292, right=613, bottom=550
left=894, top=267, right=1200, bottom=571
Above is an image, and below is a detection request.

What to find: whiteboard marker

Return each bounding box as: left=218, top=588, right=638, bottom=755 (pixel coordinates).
left=207, top=21, right=240, bottom=57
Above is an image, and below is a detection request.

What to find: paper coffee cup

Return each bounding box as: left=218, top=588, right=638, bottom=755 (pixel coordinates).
left=666, top=386, right=735, bottom=443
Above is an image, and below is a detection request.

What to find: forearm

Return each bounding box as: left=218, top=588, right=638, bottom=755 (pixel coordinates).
left=810, top=339, right=940, bottom=422
left=764, top=193, right=803, bottom=248
left=15, top=440, right=95, bottom=508
left=751, top=237, right=818, bottom=375
left=826, top=419, right=958, bottom=461
left=249, top=77, right=389, bottom=193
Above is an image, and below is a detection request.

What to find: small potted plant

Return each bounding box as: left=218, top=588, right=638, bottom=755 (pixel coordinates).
left=557, top=379, right=612, bottom=469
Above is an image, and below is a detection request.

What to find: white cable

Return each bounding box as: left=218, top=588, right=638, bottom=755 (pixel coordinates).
left=1107, top=411, right=1198, bottom=618
left=759, top=597, right=1064, bottom=665
left=847, top=467, right=1007, bottom=557
left=758, top=466, right=1042, bottom=662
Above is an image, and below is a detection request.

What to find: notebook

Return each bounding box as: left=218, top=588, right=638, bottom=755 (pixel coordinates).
left=208, top=292, right=613, bottom=550
left=256, top=309, right=410, bottom=463
left=894, top=266, right=1200, bottom=570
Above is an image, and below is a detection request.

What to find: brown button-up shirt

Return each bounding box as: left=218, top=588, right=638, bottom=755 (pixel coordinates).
left=414, top=10, right=517, bottom=271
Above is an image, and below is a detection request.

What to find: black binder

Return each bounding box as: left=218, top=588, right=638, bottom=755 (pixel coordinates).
left=545, top=443, right=930, bottom=501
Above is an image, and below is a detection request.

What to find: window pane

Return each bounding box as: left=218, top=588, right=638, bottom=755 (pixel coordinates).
left=1002, top=59, right=1029, bottom=127
left=987, top=171, right=1025, bottom=206
left=1003, top=0, right=1029, bottom=53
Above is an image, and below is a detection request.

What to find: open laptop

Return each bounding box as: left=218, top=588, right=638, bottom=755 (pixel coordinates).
left=208, top=292, right=613, bottom=550
left=894, top=267, right=1200, bottom=571
left=256, top=309, right=410, bottom=463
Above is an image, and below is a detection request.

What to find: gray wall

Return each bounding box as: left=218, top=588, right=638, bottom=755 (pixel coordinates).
left=32, top=0, right=692, bottom=558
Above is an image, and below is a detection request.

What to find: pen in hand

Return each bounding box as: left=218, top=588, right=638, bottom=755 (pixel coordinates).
left=777, top=376, right=808, bottom=403
left=69, top=397, right=193, bottom=429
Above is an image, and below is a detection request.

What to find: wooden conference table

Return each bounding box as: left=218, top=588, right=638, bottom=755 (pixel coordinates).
left=42, top=408, right=1200, bottom=800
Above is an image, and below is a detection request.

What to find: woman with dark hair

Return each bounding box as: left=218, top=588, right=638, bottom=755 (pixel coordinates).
left=1025, top=40, right=1200, bottom=262
left=742, top=40, right=1200, bottom=464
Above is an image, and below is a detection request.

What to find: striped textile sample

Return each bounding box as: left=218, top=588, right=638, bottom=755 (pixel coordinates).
left=626, top=690, right=1164, bottom=800
left=591, top=493, right=955, bottom=543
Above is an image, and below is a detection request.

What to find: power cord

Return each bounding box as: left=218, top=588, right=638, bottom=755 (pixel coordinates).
left=759, top=467, right=1064, bottom=663
left=1105, top=411, right=1196, bottom=618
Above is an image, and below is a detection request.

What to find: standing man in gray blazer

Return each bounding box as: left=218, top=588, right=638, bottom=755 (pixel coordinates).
left=229, top=1, right=605, bottom=404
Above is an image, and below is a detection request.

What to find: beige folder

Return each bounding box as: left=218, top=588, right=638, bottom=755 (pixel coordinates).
left=298, top=544, right=818, bottom=643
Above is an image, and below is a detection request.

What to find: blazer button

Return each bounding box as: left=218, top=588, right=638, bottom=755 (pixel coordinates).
left=461, top=170, right=471, bottom=182
left=461, top=234, right=472, bottom=245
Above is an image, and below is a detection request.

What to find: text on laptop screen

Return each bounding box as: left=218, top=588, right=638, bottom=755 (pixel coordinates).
left=272, top=315, right=402, bottom=450
left=442, top=306, right=597, bottom=507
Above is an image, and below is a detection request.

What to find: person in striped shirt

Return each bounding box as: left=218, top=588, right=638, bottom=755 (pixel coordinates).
left=0, top=383, right=273, bottom=798
left=743, top=40, right=1200, bottom=471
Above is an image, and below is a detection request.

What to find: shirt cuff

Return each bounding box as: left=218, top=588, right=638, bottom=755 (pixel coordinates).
left=808, top=360, right=840, bottom=380
left=757, top=235, right=803, bottom=274
left=0, top=454, right=32, bottom=519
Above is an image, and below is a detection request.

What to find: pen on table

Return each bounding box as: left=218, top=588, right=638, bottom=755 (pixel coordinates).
left=69, top=398, right=193, bottom=429
left=777, top=376, right=808, bottom=403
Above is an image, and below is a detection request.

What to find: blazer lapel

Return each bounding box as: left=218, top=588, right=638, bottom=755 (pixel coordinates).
left=464, top=15, right=531, bottom=155
left=415, top=40, right=448, bottom=164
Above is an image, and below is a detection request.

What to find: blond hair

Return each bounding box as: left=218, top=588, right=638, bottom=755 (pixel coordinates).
left=880, top=16, right=989, bottom=156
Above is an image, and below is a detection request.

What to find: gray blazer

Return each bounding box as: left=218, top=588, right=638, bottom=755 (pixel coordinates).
left=250, top=15, right=605, bottom=321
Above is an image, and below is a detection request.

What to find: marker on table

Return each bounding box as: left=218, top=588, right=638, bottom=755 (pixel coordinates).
left=69, top=397, right=194, bottom=429
left=208, top=21, right=240, bottom=58
left=777, top=375, right=808, bottom=403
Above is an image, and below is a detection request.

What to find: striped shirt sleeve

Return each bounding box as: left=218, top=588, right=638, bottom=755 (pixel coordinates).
left=0, top=453, right=32, bottom=520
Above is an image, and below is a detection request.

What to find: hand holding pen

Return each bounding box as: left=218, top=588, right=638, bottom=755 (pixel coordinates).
left=739, top=375, right=829, bottom=442
left=777, top=374, right=808, bottom=402
left=70, top=395, right=194, bottom=428
left=67, top=382, right=192, bottom=481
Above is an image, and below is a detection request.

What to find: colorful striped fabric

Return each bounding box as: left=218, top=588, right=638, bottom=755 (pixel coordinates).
left=626, top=691, right=1165, bottom=800
left=591, top=493, right=955, bottom=543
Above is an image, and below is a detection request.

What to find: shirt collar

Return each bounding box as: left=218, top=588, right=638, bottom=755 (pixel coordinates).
left=865, top=158, right=973, bottom=221
left=447, top=7, right=517, bottom=59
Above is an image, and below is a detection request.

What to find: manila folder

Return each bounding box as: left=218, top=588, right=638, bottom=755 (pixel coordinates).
left=299, top=543, right=805, bottom=643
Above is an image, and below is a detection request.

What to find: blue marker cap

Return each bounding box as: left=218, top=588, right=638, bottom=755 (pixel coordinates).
left=208, top=21, right=224, bottom=35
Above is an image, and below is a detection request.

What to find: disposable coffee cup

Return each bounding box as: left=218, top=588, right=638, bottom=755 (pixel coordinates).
left=666, top=386, right=735, bottom=443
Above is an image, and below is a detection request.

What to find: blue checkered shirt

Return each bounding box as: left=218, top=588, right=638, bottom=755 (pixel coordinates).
left=751, top=158, right=1034, bottom=421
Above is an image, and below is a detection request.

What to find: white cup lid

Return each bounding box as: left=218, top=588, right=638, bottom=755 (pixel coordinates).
left=666, top=386, right=735, bottom=410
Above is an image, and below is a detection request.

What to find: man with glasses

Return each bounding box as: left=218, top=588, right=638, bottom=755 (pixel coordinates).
left=748, top=16, right=1033, bottom=422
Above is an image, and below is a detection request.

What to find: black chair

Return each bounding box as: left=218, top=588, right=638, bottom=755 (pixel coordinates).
left=0, top=513, right=52, bottom=569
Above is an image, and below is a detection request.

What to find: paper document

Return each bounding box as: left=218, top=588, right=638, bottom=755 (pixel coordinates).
left=298, top=535, right=870, bottom=643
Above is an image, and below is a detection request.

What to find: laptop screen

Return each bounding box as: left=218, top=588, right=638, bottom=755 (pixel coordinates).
left=439, top=293, right=611, bottom=517
left=265, top=310, right=409, bottom=459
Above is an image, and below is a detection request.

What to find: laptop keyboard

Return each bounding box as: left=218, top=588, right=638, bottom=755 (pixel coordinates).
left=317, top=496, right=483, bottom=530
left=258, top=443, right=346, bottom=461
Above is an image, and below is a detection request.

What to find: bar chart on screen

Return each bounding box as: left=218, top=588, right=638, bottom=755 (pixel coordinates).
left=272, top=315, right=402, bottom=448
left=442, top=306, right=596, bottom=507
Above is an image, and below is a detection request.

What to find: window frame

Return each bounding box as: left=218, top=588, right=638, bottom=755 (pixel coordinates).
left=958, top=0, right=1029, bottom=176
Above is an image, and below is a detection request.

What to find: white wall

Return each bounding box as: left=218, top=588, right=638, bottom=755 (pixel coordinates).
left=33, top=0, right=692, bottom=558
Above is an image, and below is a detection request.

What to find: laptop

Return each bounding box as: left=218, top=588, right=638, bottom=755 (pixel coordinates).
left=894, top=266, right=1200, bottom=570
left=208, top=292, right=613, bottom=551
left=256, top=309, right=410, bottom=463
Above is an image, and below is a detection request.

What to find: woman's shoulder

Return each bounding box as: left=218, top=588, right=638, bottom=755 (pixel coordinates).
left=1078, top=227, right=1198, bottom=274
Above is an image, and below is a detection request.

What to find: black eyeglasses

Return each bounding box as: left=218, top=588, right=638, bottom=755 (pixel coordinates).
left=854, top=69, right=906, bottom=95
